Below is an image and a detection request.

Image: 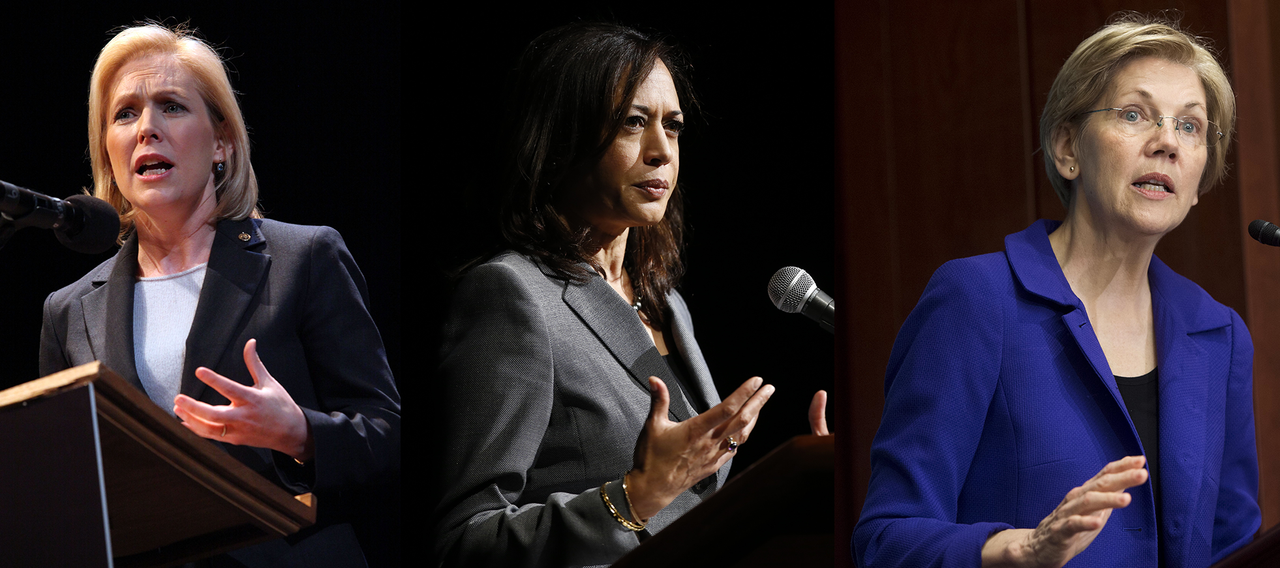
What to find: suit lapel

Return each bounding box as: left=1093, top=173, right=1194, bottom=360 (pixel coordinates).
left=560, top=265, right=694, bottom=422
left=1007, top=220, right=1141, bottom=450
left=82, top=234, right=144, bottom=392
left=1150, top=258, right=1220, bottom=560
left=666, top=292, right=719, bottom=414
left=179, top=219, right=270, bottom=401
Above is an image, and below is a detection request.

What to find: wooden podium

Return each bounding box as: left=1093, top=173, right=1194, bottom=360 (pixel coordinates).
left=0, top=362, right=316, bottom=568
left=1214, top=522, right=1280, bottom=567
left=613, top=434, right=834, bottom=568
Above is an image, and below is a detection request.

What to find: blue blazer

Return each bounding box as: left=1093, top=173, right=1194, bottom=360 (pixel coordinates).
left=853, top=220, right=1259, bottom=568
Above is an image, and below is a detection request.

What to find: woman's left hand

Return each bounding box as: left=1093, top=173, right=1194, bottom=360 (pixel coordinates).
left=173, top=338, right=314, bottom=462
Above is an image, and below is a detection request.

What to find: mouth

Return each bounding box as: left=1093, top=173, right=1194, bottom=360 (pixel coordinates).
left=1131, top=173, right=1175, bottom=195
left=633, top=179, right=670, bottom=199
left=134, top=154, right=175, bottom=177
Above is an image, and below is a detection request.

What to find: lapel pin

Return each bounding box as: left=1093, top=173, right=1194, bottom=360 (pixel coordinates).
left=238, top=232, right=251, bottom=242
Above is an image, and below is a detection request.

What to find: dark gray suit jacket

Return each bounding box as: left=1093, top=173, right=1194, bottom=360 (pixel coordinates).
left=40, top=218, right=401, bottom=567
left=436, top=251, right=729, bottom=568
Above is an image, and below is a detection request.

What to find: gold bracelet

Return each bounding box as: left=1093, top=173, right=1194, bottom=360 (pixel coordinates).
left=600, top=480, right=646, bottom=531
left=622, top=472, right=647, bottom=525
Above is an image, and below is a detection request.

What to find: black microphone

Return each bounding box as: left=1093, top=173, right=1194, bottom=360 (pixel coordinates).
left=1, top=180, right=119, bottom=254
left=1249, top=219, right=1280, bottom=247
left=768, top=266, right=835, bottom=334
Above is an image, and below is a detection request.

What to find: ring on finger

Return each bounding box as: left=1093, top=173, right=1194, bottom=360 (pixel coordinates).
left=726, top=436, right=739, bottom=452
left=221, top=425, right=227, bottom=437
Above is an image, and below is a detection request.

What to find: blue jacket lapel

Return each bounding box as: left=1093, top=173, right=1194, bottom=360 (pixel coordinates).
left=1005, top=220, right=1138, bottom=447
left=1150, top=256, right=1226, bottom=559
left=559, top=264, right=694, bottom=421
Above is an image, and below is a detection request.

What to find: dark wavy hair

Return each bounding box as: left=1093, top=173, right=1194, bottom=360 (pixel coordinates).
left=498, top=22, right=697, bottom=328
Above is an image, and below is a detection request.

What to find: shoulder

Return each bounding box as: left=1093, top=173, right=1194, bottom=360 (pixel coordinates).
left=44, top=251, right=121, bottom=312
left=919, top=251, right=1016, bottom=307
left=251, top=218, right=346, bottom=253
left=1149, top=256, right=1238, bottom=331
left=455, top=250, right=566, bottom=299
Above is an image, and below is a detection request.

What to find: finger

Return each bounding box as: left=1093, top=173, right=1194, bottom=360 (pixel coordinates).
left=243, top=339, right=265, bottom=387
left=691, top=377, right=764, bottom=431
left=712, top=383, right=775, bottom=442
left=173, top=398, right=226, bottom=438
left=1091, top=467, right=1149, bottom=493
left=809, top=390, right=829, bottom=436
left=647, top=377, right=671, bottom=425
left=173, top=393, right=237, bottom=425
left=193, top=366, right=253, bottom=403
left=1057, top=489, right=1132, bottom=518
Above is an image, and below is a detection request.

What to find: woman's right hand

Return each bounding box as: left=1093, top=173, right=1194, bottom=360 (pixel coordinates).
left=626, top=376, right=774, bottom=521
left=981, top=455, right=1149, bottom=568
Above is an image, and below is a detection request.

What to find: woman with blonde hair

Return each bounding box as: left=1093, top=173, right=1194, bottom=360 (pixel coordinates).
left=40, top=22, right=400, bottom=566
left=854, top=14, right=1259, bottom=567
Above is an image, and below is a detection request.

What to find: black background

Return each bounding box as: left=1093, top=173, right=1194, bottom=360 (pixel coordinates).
left=0, top=6, right=401, bottom=391
left=429, top=4, right=835, bottom=490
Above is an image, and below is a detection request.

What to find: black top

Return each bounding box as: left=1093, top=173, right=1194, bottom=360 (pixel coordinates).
left=1115, top=367, right=1160, bottom=536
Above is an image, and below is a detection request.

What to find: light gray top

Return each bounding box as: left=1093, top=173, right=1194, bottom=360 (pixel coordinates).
left=133, top=263, right=206, bottom=412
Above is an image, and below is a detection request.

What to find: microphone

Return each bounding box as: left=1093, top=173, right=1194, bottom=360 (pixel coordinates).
left=1, top=180, right=119, bottom=254
left=1249, top=219, right=1280, bottom=247
left=768, top=266, right=835, bottom=334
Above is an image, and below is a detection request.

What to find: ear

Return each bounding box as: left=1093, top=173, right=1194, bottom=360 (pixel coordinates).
left=1051, top=123, right=1079, bottom=181
left=213, top=137, right=231, bottom=165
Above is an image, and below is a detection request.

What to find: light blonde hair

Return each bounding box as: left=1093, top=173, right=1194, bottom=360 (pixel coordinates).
left=1041, top=13, right=1235, bottom=206
left=88, top=22, right=259, bottom=241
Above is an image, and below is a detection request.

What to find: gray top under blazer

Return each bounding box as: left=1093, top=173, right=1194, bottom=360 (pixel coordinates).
left=436, top=251, right=729, bottom=568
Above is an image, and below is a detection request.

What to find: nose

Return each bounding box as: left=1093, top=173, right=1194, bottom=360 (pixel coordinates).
left=1148, top=117, right=1180, bottom=160
left=642, top=123, right=674, bottom=167
left=136, top=107, right=163, bottom=144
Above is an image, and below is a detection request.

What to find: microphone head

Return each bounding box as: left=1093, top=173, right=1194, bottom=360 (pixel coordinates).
left=768, top=266, right=816, bottom=313
left=1249, top=219, right=1280, bottom=247
left=56, top=195, right=120, bottom=254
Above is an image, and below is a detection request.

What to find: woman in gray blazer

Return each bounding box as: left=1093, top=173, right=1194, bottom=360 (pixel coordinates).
left=435, top=23, right=796, bottom=567
left=39, top=23, right=400, bottom=566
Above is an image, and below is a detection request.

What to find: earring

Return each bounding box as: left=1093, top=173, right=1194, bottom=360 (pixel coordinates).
left=215, top=162, right=226, bottom=173
left=1069, top=166, right=1075, bottom=173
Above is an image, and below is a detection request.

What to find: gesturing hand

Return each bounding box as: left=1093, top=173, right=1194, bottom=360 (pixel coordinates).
left=982, top=455, right=1149, bottom=568
left=809, top=390, right=830, bottom=436
left=173, top=339, right=314, bottom=462
left=627, top=376, right=775, bottom=521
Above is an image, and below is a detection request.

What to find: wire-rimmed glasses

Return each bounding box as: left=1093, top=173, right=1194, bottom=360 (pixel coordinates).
left=1079, top=104, right=1223, bottom=148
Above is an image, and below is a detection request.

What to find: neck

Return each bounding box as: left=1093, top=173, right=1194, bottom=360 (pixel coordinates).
left=133, top=192, right=219, bottom=277
left=1049, top=205, right=1156, bottom=310
left=586, top=226, right=630, bottom=284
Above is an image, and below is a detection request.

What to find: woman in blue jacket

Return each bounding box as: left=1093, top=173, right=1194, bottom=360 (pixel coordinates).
left=854, top=15, right=1260, bottom=568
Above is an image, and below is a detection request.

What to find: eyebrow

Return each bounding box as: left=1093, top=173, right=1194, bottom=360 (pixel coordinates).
left=112, top=85, right=191, bottom=106
left=1122, top=89, right=1206, bottom=113
left=631, top=104, right=683, bottom=118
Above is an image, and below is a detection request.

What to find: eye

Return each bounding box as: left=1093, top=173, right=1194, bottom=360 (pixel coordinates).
left=664, top=119, right=685, bottom=136
left=1121, top=108, right=1144, bottom=123
left=1177, top=118, right=1202, bottom=134
left=113, top=108, right=136, bottom=122
left=164, top=102, right=187, bottom=113
left=624, top=115, right=646, bottom=131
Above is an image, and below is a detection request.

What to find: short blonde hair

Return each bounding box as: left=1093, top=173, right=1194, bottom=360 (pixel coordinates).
left=1040, top=14, right=1235, bottom=206
left=88, top=22, right=259, bottom=240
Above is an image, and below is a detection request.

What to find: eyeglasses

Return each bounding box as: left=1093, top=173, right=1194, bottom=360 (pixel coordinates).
left=1079, top=104, right=1223, bottom=148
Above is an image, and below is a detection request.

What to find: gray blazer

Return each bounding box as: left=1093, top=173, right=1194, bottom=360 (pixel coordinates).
left=436, top=251, right=729, bottom=568
left=40, top=218, right=401, bottom=567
